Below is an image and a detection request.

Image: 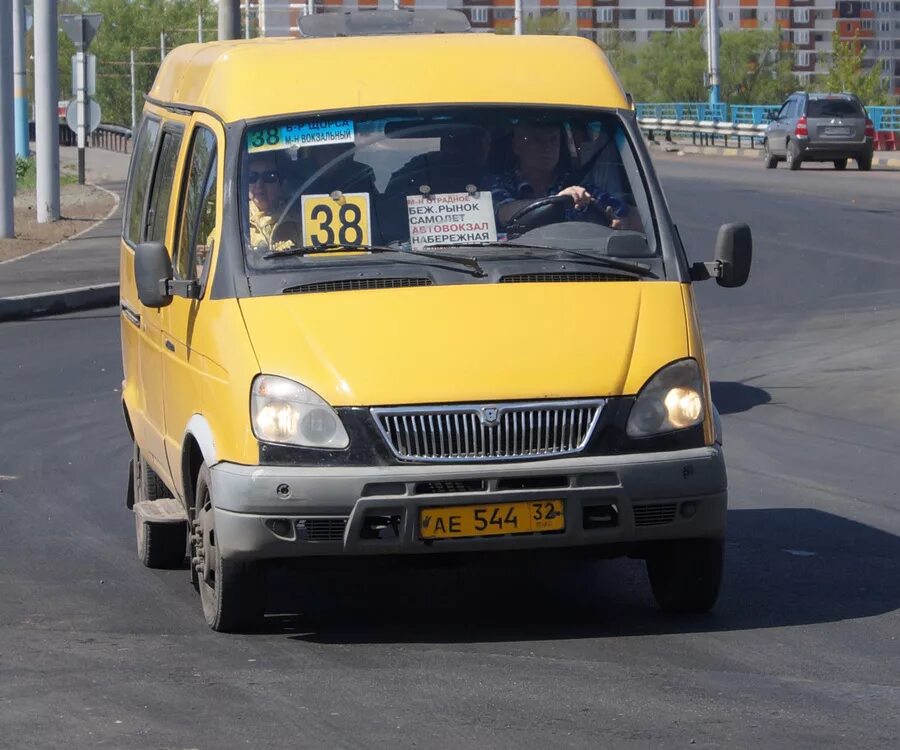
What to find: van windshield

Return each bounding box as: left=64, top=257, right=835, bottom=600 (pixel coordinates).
left=240, top=107, right=656, bottom=268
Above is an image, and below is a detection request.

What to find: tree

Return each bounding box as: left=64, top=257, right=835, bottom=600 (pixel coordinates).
left=524, top=11, right=572, bottom=36
left=817, top=32, right=891, bottom=106
left=719, top=30, right=796, bottom=105
left=53, top=0, right=218, bottom=127
left=615, top=28, right=708, bottom=103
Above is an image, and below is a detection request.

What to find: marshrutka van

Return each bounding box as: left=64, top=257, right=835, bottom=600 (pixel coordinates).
left=120, top=10, right=751, bottom=632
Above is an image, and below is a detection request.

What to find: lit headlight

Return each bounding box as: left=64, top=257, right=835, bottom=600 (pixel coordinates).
left=251, top=375, right=349, bottom=449
left=626, top=359, right=706, bottom=438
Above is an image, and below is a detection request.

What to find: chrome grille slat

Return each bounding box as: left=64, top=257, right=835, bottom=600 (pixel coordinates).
left=371, top=399, right=605, bottom=463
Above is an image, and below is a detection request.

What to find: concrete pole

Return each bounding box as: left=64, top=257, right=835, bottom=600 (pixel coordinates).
left=34, top=0, right=60, bottom=224
left=307, top=0, right=315, bottom=16
left=160, top=30, right=166, bottom=62
left=75, top=47, right=86, bottom=185
left=12, top=0, right=28, bottom=159
left=130, top=48, right=136, bottom=132
left=218, top=0, right=240, bottom=40
left=514, top=0, right=523, bottom=35
left=1, top=0, right=15, bottom=237
left=706, top=0, right=720, bottom=109
left=244, top=1, right=250, bottom=38
left=198, top=12, right=203, bottom=43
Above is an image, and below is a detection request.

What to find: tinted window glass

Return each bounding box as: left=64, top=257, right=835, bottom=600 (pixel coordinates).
left=173, top=127, right=218, bottom=281
left=145, top=130, right=183, bottom=245
left=124, top=118, right=160, bottom=244
left=807, top=99, right=864, bottom=118
left=239, top=107, right=654, bottom=268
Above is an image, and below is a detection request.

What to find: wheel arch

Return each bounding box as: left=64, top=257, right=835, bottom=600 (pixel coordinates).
left=181, top=415, right=218, bottom=517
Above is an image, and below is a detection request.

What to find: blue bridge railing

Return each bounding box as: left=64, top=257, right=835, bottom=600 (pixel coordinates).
left=636, top=102, right=900, bottom=131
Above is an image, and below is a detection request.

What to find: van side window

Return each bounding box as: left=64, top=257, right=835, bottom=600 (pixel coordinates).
left=173, top=126, right=218, bottom=281
left=124, top=118, right=160, bottom=245
left=145, top=129, right=184, bottom=245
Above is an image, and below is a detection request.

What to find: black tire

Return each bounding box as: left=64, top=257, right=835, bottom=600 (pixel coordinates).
left=133, top=443, right=187, bottom=569
left=786, top=141, right=802, bottom=171
left=763, top=142, right=777, bottom=169
left=857, top=154, right=872, bottom=171
left=646, top=539, right=723, bottom=614
left=193, top=462, right=265, bottom=632
left=833, top=159, right=848, bottom=170
left=133, top=442, right=170, bottom=503
left=136, top=517, right=187, bottom=569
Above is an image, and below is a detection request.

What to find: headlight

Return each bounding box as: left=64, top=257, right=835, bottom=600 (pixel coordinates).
left=251, top=375, right=350, bottom=449
left=626, top=359, right=705, bottom=438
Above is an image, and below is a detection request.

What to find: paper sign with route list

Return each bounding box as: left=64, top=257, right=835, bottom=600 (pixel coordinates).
left=247, top=120, right=355, bottom=153
left=406, top=192, right=497, bottom=250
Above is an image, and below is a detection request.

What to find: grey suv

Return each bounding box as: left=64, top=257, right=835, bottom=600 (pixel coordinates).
left=763, top=92, right=875, bottom=171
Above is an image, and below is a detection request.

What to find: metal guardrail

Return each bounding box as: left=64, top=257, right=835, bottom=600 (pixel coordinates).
left=635, top=102, right=900, bottom=132
left=27, top=122, right=132, bottom=153
left=638, top=118, right=767, bottom=149
left=90, top=124, right=132, bottom=153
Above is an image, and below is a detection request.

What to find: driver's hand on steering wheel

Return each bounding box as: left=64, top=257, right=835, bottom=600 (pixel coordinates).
left=557, top=185, right=592, bottom=211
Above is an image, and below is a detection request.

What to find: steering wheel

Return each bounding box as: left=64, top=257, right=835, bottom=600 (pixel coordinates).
left=504, top=194, right=574, bottom=236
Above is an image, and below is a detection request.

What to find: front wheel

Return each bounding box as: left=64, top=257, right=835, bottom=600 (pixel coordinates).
left=833, top=158, right=848, bottom=170
left=857, top=154, right=873, bottom=171
left=646, top=539, right=723, bottom=614
left=193, top=463, right=265, bottom=632
left=763, top=142, right=777, bottom=169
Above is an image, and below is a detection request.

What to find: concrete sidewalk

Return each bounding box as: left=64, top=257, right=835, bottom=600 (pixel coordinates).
left=0, top=147, right=130, bottom=319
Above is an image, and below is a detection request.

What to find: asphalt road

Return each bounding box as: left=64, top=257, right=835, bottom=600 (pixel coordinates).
left=2, top=155, right=899, bottom=749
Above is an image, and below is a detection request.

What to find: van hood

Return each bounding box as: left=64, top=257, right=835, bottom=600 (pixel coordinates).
left=238, top=282, right=689, bottom=406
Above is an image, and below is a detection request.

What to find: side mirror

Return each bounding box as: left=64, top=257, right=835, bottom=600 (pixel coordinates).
left=766, top=110, right=778, bottom=121
left=689, top=223, right=752, bottom=288
left=135, top=241, right=173, bottom=308
left=714, top=223, right=752, bottom=288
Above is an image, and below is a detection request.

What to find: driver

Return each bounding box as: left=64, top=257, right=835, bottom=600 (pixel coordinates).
left=488, top=121, right=627, bottom=230
left=247, top=152, right=303, bottom=253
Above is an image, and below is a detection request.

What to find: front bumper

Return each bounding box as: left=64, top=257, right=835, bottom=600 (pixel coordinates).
left=210, top=446, right=728, bottom=560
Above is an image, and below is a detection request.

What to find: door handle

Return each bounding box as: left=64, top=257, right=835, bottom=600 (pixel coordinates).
left=165, top=339, right=175, bottom=352
left=120, top=301, right=141, bottom=328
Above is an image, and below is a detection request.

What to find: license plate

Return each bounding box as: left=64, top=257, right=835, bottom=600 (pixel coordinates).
left=419, top=500, right=564, bottom=540
left=824, top=127, right=850, bottom=136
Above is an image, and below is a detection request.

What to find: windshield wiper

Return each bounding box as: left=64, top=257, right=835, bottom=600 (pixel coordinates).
left=263, top=243, right=393, bottom=259
left=263, top=244, right=485, bottom=277
left=423, top=241, right=656, bottom=278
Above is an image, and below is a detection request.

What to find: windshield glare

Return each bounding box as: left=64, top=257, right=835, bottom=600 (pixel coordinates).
left=241, top=107, right=655, bottom=267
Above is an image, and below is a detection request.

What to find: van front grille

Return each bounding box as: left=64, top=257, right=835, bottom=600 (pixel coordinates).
left=500, top=272, right=634, bottom=284
left=296, top=517, right=348, bottom=541
left=284, top=277, right=432, bottom=294
left=371, top=400, right=604, bottom=462
left=633, top=503, right=678, bottom=527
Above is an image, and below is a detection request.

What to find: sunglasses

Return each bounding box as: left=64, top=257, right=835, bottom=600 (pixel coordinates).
left=248, top=170, right=279, bottom=184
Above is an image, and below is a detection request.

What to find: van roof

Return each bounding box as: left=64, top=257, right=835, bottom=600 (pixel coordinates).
left=148, top=34, right=629, bottom=123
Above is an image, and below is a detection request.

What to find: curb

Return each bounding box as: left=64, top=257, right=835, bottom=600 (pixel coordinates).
left=0, top=283, right=119, bottom=322
left=653, top=141, right=900, bottom=167
left=0, top=183, right=122, bottom=267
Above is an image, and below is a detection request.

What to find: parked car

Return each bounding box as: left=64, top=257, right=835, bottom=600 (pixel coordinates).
left=763, top=92, right=875, bottom=171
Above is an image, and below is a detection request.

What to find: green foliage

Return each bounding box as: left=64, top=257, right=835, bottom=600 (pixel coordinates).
left=15, top=156, right=32, bottom=181
left=524, top=11, right=572, bottom=36
left=719, top=30, right=796, bottom=105
left=816, top=32, right=891, bottom=106
left=54, top=0, right=218, bottom=127
left=616, top=28, right=707, bottom=103
left=610, top=29, right=796, bottom=105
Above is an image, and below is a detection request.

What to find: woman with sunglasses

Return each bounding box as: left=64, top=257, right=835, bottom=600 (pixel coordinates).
left=247, top=153, right=304, bottom=252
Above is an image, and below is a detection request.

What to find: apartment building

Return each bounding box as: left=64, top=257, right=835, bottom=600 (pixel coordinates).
left=256, top=0, right=900, bottom=95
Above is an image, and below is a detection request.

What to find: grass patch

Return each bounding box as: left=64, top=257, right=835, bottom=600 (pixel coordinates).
left=15, top=156, right=78, bottom=190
